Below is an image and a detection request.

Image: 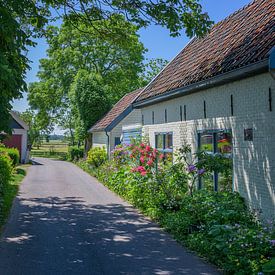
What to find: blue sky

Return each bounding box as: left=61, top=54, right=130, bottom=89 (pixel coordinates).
left=13, top=0, right=251, bottom=113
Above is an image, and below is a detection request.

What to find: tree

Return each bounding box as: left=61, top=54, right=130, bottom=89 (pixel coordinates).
left=140, top=58, right=169, bottom=85
left=1, top=0, right=211, bottom=132
left=69, top=70, right=110, bottom=141
left=0, top=0, right=49, bottom=132
left=19, top=110, right=42, bottom=148
left=28, top=16, right=146, bottom=132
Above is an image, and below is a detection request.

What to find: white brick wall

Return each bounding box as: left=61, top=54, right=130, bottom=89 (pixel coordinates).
left=142, top=72, right=275, bottom=219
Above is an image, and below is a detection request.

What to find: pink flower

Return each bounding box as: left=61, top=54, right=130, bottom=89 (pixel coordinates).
left=147, top=160, right=153, bottom=166
left=145, top=145, right=151, bottom=152
left=159, top=154, right=164, bottom=160
left=137, top=166, right=146, bottom=172
left=140, top=156, right=145, bottom=163
left=140, top=171, right=147, bottom=176
left=140, top=143, right=145, bottom=148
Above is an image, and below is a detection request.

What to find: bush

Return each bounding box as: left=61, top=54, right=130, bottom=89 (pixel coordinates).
left=68, top=146, right=84, bottom=161
left=87, top=147, right=107, bottom=167
left=0, top=147, right=20, bottom=167
left=0, top=153, right=12, bottom=191
left=79, top=142, right=274, bottom=274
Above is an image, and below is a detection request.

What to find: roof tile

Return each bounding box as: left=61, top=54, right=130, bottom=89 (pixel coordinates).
left=137, top=0, right=275, bottom=102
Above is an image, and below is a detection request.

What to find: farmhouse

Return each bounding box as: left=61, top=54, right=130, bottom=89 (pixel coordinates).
left=2, top=111, right=29, bottom=163
left=89, top=88, right=143, bottom=156
left=133, top=0, right=275, bottom=218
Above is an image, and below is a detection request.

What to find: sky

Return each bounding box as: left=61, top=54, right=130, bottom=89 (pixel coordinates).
left=12, top=0, right=251, bottom=115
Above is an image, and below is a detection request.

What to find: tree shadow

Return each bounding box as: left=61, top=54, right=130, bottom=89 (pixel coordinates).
left=0, top=196, right=219, bottom=275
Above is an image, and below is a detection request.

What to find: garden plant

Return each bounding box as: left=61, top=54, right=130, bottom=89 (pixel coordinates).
left=77, top=142, right=275, bottom=274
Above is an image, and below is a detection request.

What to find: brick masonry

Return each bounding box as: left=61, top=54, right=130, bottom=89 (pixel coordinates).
left=142, top=72, right=275, bottom=219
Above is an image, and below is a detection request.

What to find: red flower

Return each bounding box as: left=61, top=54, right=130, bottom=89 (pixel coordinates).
left=137, top=166, right=146, bottom=172
left=145, top=145, right=151, bottom=152
left=140, top=143, right=145, bottom=148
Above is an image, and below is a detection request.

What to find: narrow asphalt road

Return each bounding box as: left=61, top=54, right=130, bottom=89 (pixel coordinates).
left=0, top=158, right=219, bottom=275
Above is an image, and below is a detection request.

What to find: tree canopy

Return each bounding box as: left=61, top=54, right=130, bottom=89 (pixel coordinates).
left=1, top=0, right=212, bottom=132
left=28, top=16, right=146, bottom=141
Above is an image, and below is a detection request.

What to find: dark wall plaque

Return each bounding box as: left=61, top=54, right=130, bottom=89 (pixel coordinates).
left=244, top=128, right=253, bottom=141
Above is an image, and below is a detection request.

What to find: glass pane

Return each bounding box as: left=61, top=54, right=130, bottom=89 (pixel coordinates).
left=217, top=132, right=232, bottom=155
left=200, top=133, right=213, bottom=153
left=165, top=134, right=173, bottom=149
left=156, top=134, right=164, bottom=150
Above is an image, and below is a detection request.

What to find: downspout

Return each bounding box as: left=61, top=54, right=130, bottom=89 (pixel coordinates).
left=105, top=130, right=110, bottom=159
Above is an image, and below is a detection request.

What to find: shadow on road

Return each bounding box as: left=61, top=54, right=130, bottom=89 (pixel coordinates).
left=0, top=196, right=218, bottom=274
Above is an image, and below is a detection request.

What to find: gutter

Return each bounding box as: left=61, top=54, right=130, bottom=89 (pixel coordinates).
left=133, top=60, right=268, bottom=108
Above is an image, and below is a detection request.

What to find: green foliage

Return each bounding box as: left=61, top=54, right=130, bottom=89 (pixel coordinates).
left=77, top=141, right=274, bottom=274
left=68, top=146, right=84, bottom=161
left=62, top=0, right=212, bottom=38
left=0, top=166, right=26, bottom=229
left=19, top=109, right=44, bottom=148
left=0, top=153, right=13, bottom=192
left=140, top=58, right=169, bottom=85
left=262, top=257, right=275, bottom=274
left=87, top=147, right=108, bottom=168
left=69, top=71, right=110, bottom=140
left=28, top=17, right=145, bottom=139
left=0, top=147, right=20, bottom=167
left=0, top=0, right=49, bottom=132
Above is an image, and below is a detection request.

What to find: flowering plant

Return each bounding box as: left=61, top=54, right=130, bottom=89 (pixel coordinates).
left=127, top=142, right=161, bottom=177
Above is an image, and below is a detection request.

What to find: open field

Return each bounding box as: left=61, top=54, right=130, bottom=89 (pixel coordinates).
left=31, top=140, right=68, bottom=159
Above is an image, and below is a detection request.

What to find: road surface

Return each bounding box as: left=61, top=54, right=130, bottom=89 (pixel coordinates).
left=0, top=158, right=219, bottom=275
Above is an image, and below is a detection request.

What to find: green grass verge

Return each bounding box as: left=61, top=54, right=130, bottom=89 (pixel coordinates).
left=0, top=165, right=28, bottom=231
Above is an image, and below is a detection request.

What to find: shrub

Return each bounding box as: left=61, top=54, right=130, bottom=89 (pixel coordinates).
left=68, top=146, right=84, bottom=161
left=87, top=147, right=107, bottom=167
left=0, top=147, right=19, bottom=167
left=0, top=153, right=12, bottom=191
left=80, top=141, right=274, bottom=274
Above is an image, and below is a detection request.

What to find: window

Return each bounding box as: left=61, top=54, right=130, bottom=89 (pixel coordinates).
left=180, top=106, right=183, bottom=121
left=164, top=109, right=167, bottom=123
left=155, top=132, right=173, bottom=162
left=198, top=130, right=233, bottom=192
left=114, top=137, right=121, bottom=147
left=152, top=111, right=155, bottom=124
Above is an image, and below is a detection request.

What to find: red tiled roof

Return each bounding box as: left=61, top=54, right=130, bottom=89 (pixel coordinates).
left=90, top=88, right=143, bottom=131
left=137, top=0, right=275, bottom=102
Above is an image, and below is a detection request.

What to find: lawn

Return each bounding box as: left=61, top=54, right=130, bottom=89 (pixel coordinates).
left=0, top=165, right=29, bottom=231
left=31, top=140, right=68, bottom=159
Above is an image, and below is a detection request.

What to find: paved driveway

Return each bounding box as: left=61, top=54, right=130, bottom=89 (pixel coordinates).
left=0, top=158, right=219, bottom=275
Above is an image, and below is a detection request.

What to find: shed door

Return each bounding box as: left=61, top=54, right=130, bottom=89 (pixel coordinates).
left=122, top=128, right=142, bottom=145
left=3, top=135, right=22, bottom=158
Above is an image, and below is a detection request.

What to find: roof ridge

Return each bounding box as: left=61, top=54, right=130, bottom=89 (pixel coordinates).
left=212, top=0, right=260, bottom=28
left=137, top=0, right=274, bottom=102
